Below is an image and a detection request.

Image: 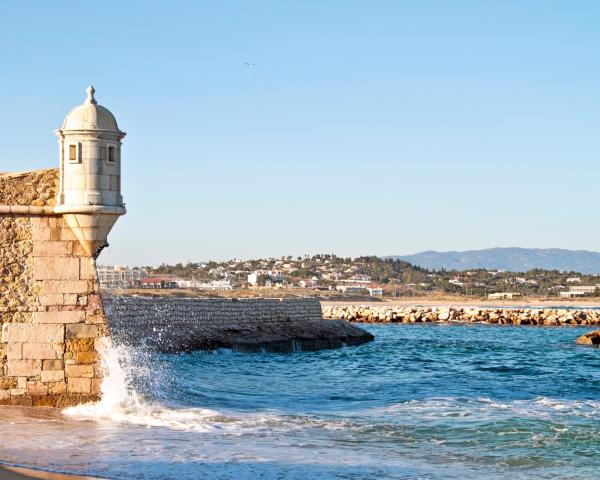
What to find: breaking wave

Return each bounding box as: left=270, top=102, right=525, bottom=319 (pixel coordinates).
left=1, top=323, right=594, bottom=479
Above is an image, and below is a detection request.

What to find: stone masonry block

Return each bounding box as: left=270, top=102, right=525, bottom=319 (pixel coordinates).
left=33, top=311, right=85, bottom=324
left=3, top=323, right=64, bottom=344
left=31, top=227, right=51, bottom=241
left=43, top=359, right=64, bottom=370
left=32, top=241, right=71, bottom=257
left=33, top=257, right=79, bottom=281
left=59, top=228, right=78, bottom=241
left=39, top=293, right=64, bottom=306
left=67, top=377, right=91, bottom=394
left=65, top=364, right=94, bottom=378
left=7, top=359, right=42, bottom=377
left=49, top=228, right=61, bottom=241
left=49, top=381, right=67, bottom=394
left=41, top=370, right=65, bottom=383
left=76, top=351, right=98, bottom=364
left=27, top=382, right=48, bottom=396
left=71, top=243, right=89, bottom=257
left=66, top=338, right=95, bottom=353
left=64, top=294, right=78, bottom=305
left=66, top=324, right=99, bottom=339
left=7, top=342, right=22, bottom=360
left=79, top=258, right=96, bottom=280
left=39, top=280, right=89, bottom=294
left=30, top=217, right=49, bottom=228
left=22, top=342, right=62, bottom=360
left=91, top=377, right=102, bottom=395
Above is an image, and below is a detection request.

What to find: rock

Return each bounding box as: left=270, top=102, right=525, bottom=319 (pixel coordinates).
left=576, top=330, right=600, bottom=346
left=322, top=305, right=600, bottom=327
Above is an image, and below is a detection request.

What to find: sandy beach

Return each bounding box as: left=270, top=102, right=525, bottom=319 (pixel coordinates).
left=0, top=466, right=101, bottom=480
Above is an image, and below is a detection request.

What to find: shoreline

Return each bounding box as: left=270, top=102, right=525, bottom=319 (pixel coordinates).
left=105, top=289, right=600, bottom=309
left=0, top=465, right=102, bottom=480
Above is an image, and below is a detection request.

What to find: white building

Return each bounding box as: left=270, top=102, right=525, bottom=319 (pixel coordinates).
left=174, top=278, right=194, bottom=288
left=488, top=292, right=521, bottom=300
left=349, top=274, right=371, bottom=284
left=298, top=277, right=320, bottom=289
left=336, top=285, right=367, bottom=294
left=560, top=291, right=586, bottom=298
left=569, top=285, right=599, bottom=294
left=97, top=265, right=148, bottom=288
left=247, top=270, right=285, bottom=286
left=337, top=274, right=372, bottom=289
left=196, top=280, right=233, bottom=291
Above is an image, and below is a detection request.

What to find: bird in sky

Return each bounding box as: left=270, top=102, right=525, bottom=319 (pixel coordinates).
left=243, top=61, right=262, bottom=82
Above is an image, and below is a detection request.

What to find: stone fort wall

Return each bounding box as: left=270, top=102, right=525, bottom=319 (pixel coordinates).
left=0, top=169, right=108, bottom=406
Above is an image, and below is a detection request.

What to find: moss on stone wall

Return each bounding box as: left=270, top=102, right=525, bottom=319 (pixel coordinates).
left=0, top=169, right=59, bottom=206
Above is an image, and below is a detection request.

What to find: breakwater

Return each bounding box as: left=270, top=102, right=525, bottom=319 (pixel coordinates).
left=104, top=296, right=374, bottom=352
left=323, top=305, right=600, bottom=326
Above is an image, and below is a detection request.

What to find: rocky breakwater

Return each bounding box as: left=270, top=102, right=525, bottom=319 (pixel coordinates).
left=576, top=330, right=600, bottom=346
left=104, top=296, right=374, bottom=353
left=323, top=305, right=600, bottom=326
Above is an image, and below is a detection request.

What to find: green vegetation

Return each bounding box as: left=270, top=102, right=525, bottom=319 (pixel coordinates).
left=147, top=255, right=600, bottom=298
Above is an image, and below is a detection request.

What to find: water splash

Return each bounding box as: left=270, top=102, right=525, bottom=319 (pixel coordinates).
left=63, top=338, right=141, bottom=417
left=62, top=339, right=245, bottom=432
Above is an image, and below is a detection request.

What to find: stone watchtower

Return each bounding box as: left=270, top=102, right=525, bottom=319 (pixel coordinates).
left=54, top=86, right=126, bottom=257
left=0, top=86, right=125, bottom=406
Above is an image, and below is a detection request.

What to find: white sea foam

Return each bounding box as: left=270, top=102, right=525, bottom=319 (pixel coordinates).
left=62, top=340, right=302, bottom=434
left=370, top=396, right=600, bottom=420
left=63, top=339, right=227, bottom=432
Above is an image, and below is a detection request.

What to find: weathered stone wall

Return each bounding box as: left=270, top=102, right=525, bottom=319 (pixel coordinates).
left=324, top=304, right=600, bottom=326
left=0, top=169, right=58, bottom=207
left=0, top=170, right=108, bottom=406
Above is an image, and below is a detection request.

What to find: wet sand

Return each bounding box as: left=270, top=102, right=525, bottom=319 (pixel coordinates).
left=0, top=466, right=101, bottom=480
left=0, top=406, right=104, bottom=480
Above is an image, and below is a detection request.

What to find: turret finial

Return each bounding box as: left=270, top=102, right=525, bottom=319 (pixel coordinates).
left=85, top=85, right=97, bottom=105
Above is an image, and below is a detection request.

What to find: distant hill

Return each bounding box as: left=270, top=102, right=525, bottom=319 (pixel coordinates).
left=389, top=248, right=600, bottom=274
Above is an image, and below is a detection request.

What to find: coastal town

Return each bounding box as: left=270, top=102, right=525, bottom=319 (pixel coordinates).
left=98, top=254, right=600, bottom=300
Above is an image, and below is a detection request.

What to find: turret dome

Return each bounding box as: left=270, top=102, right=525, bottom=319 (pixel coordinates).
left=61, top=86, right=120, bottom=132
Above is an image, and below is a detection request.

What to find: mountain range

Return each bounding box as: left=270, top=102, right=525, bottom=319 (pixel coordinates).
left=389, top=248, right=600, bottom=274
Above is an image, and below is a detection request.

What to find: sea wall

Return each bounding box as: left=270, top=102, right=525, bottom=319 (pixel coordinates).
left=104, top=296, right=374, bottom=352
left=323, top=305, right=600, bottom=326
left=0, top=170, right=108, bottom=406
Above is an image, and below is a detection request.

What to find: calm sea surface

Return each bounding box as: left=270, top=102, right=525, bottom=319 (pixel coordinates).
left=0, top=323, right=599, bottom=479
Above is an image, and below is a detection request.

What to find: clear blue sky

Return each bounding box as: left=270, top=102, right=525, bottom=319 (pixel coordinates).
left=1, top=1, right=599, bottom=265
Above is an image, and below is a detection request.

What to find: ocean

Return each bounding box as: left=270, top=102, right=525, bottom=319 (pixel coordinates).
left=0, top=323, right=599, bottom=479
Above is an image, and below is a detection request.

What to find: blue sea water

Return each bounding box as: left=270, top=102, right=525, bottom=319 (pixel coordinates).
left=0, top=323, right=599, bottom=479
